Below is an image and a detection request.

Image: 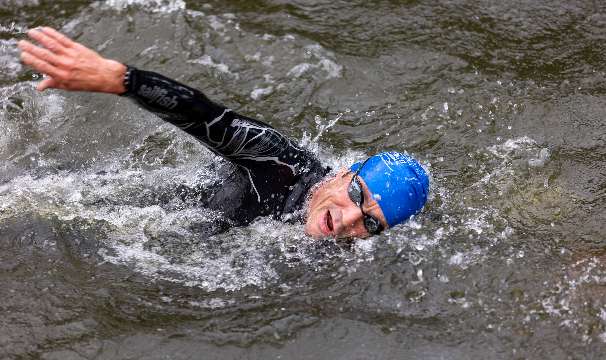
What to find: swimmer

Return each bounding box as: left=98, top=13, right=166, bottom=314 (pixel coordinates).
left=17, top=27, right=429, bottom=239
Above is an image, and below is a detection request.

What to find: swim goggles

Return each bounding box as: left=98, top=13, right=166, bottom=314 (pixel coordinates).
left=347, top=160, right=385, bottom=235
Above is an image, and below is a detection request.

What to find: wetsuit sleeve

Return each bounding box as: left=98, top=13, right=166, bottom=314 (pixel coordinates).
left=121, top=66, right=315, bottom=203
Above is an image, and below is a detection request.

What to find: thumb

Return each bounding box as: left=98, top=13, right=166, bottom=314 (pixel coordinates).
left=37, top=77, right=58, bottom=91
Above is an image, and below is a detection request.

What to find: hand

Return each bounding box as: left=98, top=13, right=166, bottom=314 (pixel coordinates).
left=17, top=27, right=127, bottom=94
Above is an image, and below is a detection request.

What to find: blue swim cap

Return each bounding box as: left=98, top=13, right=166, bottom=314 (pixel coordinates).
left=350, top=152, right=429, bottom=228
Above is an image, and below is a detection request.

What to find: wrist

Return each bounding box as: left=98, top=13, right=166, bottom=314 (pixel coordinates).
left=103, top=60, right=127, bottom=94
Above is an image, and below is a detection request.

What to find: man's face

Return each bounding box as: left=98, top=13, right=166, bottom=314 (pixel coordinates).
left=304, top=169, right=388, bottom=239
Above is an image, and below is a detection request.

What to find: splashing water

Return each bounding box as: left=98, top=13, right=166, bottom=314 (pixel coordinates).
left=104, top=0, right=186, bottom=13
left=3, top=0, right=606, bottom=358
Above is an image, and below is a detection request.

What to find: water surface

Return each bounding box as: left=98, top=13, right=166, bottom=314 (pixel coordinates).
left=2, top=0, right=606, bottom=359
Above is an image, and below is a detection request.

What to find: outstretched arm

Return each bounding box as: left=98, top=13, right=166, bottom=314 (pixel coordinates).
left=18, top=27, right=319, bottom=203
left=121, top=66, right=302, bottom=177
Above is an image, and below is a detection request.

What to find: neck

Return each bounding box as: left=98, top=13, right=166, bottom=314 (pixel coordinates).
left=281, top=165, right=332, bottom=220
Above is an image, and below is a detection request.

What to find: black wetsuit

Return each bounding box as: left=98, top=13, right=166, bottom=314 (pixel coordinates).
left=122, top=67, right=330, bottom=229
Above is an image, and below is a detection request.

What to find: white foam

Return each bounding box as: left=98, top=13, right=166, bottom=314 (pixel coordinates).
left=104, top=0, right=185, bottom=13
left=207, top=15, right=225, bottom=32
left=474, top=136, right=543, bottom=187
left=139, top=44, right=160, bottom=57
left=353, top=238, right=375, bottom=258
left=487, top=136, right=537, bottom=156
left=189, top=55, right=234, bottom=76
left=528, top=147, right=550, bottom=167
left=0, top=140, right=392, bottom=291
left=282, top=42, right=342, bottom=80
left=262, top=55, right=274, bottom=67
left=0, top=39, right=23, bottom=78
left=0, top=0, right=39, bottom=9
left=244, top=52, right=262, bottom=62
left=0, top=84, right=69, bottom=165
left=287, top=63, right=313, bottom=78
left=318, top=59, right=343, bottom=79
left=287, top=59, right=342, bottom=80
left=250, top=86, right=274, bottom=100
left=0, top=159, right=323, bottom=291
left=448, top=252, right=463, bottom=265
left=189, top=298, right=235, bottom=309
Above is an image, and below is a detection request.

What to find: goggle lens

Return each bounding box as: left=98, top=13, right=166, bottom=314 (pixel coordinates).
left=348, top=175, right=384, bottom=235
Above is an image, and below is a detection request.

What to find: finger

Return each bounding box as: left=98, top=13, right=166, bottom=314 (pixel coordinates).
left=37, top=77, right=59, bottom=92
left=40, top=27, right=76, bottom=48
left=27, top=28, right=67, bottom=54
left=18, top=40, right=64, bottom=67
left=20, top=51, right=67, bottom=79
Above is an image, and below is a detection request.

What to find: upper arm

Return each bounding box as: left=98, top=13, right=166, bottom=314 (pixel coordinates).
left=123, top=67, right=309, bottom=180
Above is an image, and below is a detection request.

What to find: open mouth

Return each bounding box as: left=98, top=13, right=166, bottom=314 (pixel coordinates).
left=326, top=210, right=334, bottom=234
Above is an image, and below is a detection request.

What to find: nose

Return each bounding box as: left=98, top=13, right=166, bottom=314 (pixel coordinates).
left=339, top=204, right=364, bottom=235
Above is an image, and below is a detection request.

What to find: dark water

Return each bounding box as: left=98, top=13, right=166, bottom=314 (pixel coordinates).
left=2, top=0, right=606, bottom=359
